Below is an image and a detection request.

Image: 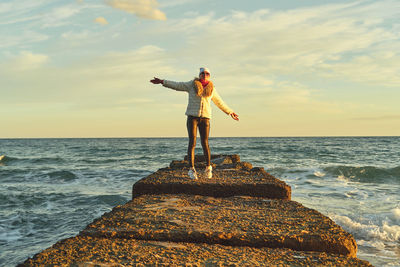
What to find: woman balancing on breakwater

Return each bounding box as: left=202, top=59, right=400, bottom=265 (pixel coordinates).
left=150, top=67, right=239, bottom=179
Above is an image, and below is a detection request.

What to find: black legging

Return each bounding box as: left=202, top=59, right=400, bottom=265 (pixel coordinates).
left=187, top=116, right=211, bottom=168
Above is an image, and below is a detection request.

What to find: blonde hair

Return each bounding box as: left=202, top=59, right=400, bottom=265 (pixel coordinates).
left=194, top=78, right=213, bottom=97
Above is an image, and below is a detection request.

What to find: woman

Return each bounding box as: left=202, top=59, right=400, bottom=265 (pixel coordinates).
left=150, top=67, right=239, bottom=179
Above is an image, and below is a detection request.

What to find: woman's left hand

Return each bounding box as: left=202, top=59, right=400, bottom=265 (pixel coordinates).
left=230, top=112, right=239, bottom=121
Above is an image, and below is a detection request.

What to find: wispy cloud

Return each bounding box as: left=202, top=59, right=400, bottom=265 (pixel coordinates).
left=41, top=4, right=83, bottom=28
left=0, top=0, right=49, bottom=27
left=0, top=0, right=50, bottom=16
left=11, top=51, right=49, bottom=71
left=321, top=51, right=400, bottom=86
left=0, top=31, right=49, bottom=49
left=0, top=45, right=176, bottom=110
left=352, top=115, right=400, bottom=121
left=61, top=30, right=90, bottom=40
left=164, top=12, right=213, bottom=32
left=2, top=0, right=399, bottom=137
left=94, top=16, right=109, bottom=25
left=105, top=0, right=166, bottom=20
left=1, top=51, right=49, bottom=71
left=158, top=0, right=197, bottom=8
left=0, top=1, right=88, bottom=49
left=131, top=0, right=398, bottom=118
left=0, top=1, right=82, bottom=27
left=153, top=0, right=400, bottom=90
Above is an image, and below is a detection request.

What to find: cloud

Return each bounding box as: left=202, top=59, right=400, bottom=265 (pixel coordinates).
left=0, top=1, right=84, bottom=30
left=239, top=80, right=345, bottom=115
left=153, top=1, right=400, bottom=89
left=76, top=45, right=175, bottom=84
left=41, top=5, right=83, bottom=28
left=158, top=0, right=197, bottom=8
left=59, top=29, right=116, bottom=47
left=61, top=30, right=90, bottom=40
left=105, top=0, right=166, bottom=20
left=94, top=16, right=109, bottom=25
left=164, top=12, right=213, bottom=32
left=320, top=51, right=400, bottom=87
left=2, top=0, right=399, bottom=137
left=0, top=45, right=177, bottom=110
left=0, top=30, right=49, bottom=49
left=352, top=115, right=400, bottom=121
left=5, top=51, right=49, bottom=71
left=0, top=0, right=50, bottom=16
left=145, top=1, right=400, bottom=113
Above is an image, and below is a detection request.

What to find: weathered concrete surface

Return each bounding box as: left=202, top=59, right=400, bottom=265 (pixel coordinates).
left=20, top=236, right=372, bottom=267
left=132, top=154, right=291, bottom=200
left=19, top=155, right=371, bottom=266
left=81, top=194, right=357, bottom=257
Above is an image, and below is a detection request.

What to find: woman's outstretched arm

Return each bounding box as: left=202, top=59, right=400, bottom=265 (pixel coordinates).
left=212, top=89, right=239, bottom=121
left=150, top=77, right=191, bottom=92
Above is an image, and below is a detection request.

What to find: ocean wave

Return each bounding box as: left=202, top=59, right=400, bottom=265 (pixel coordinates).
left=30, top=157, right=65, bottom=164
left=48, top=170, right=78, bottom=182
left=331, top=213, right=400, bottom=265
left=390, top=208, right=400, bottom=223
left=0, top=155, right=18, bottom=164
left=323, top=165, right=400, bottom=183
left=1, top=191, right=70, bottom=210
left=71, top=194, right=128, bottom=207
left=81, top=157, right=133, bottom=164
left=0, top=226, right=22, bottom=242
left=331, top=214, right=400, bottom=243
left=0, top=155, right=66, bottom=166
left=313, top=171, right=326, bottom=177
left=269, top=167, right=309, bottom=176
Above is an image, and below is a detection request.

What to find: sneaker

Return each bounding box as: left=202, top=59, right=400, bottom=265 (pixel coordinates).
left=204, top=165, right=212, bottom=179
left=188, top=167, right=198, bottom=180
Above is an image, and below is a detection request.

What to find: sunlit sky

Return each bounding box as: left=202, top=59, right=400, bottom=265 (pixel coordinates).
left=1, top=0, right=399, bottom=138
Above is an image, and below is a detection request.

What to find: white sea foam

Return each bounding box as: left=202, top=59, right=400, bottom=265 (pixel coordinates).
left=331, top=214, right=400, bottom=265
left=344, top=189, right=359, bottom=198
left=306, top=178, right=322, bottom=185
left=337, top=175, right=349, bottom=182
left=390, top=208, right=400, bottom=223
left=357, top=239, right=386, bottom=250
left=382, top=222, right=400, bottom=241
left=313, top=171, right=325, bottom=177
left=332, top=214, right=400, bottom=242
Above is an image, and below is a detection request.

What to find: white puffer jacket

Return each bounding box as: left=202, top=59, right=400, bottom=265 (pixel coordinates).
left=163, top=79, right=234, bottom=119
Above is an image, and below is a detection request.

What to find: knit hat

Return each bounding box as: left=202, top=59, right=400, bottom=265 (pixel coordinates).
left=199, top=67, right=210, bottom=75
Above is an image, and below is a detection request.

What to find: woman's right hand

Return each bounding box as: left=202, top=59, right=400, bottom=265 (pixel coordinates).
left=150, top=77, right=164, bottom=84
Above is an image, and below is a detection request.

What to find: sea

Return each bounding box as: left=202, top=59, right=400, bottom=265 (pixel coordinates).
left=0, top=137, right=399, bottom=266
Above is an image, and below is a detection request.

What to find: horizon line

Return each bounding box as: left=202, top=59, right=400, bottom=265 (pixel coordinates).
left=1, top=135, right=399, bottom=140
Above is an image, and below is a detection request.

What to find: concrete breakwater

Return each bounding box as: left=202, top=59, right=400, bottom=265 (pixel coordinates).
left=20, top=155, right=372, bottom=266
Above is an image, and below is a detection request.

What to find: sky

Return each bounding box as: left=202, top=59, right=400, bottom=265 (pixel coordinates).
left=1, top=0, right=399, bottom=138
